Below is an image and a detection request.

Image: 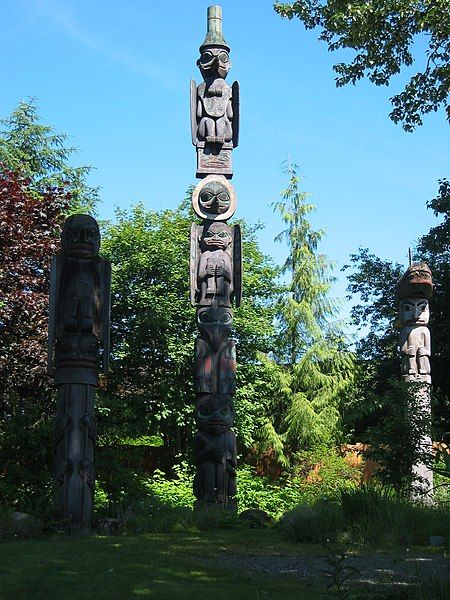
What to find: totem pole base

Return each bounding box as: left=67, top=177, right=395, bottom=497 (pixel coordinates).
left=194, top=499, right=237, bottom=513
left=54, top=382, right=96, bottom=533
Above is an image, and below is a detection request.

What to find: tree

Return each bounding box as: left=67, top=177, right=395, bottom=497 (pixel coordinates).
left=259, top=164, right=356, bottom=464
left=274, top=1, right=450, bottom=131
left=0, top=100, right=98, bottom=210
left=96, top=200, right=281, bottom=494
left=0, top=170, right=69, bottom=512
left=342, top=179, right=450, bottom=444
left=0, top=101, right=98, bottom=512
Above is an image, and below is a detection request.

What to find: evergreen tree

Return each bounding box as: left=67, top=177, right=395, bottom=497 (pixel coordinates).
left=0, top=100, right=98, bottom=211
left=259, top=164, right=356, bottom=464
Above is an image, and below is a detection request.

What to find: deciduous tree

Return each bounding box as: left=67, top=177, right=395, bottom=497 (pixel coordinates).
left=274, top=1, right=450, bottom=131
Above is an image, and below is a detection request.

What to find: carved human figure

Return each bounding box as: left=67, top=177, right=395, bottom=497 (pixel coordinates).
left=193, top=394, right=237, bottom=504
left=190, top=5, right=239, bottom=156
left=195, top=306, right=236, bottom=394
left=197, top=221, right=233, bottom=305
left=398, top=298, right=431, bottom=380
left=49, top=215, right=111, bottom=532
left=190, top=221, right=241, bottom=308
left=49, top=215, right=111, bottom=374
left=196, top=47, right=233, bottom=144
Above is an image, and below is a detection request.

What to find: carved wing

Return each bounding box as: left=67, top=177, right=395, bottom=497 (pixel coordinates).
left=233, top=224, right=242, bottom=308
left=190, top=79, right=198, bottom=146
left=99, top=257, right=112, bottom=374
left=232, top=81, right=240, bottom=148
left=190, top=223, right=200, bottom=306
left=47, top=255, right=59, bottom=372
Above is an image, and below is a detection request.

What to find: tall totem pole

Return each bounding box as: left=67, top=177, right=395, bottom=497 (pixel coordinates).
left=395, top=262, right=434, bottom=495
left=189, top=6, right=241, bottom=508
left=48, top=214, right=111, bottom=532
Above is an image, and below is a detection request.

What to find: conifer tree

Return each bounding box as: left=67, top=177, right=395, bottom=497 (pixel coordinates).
left=0, top=100, right=98, bottom=211
left=259, top=164, right=356, bottom=463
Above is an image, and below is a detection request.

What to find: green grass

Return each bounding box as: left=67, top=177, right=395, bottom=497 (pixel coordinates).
left=1, top=527, right=449, bottom=599
left=0, top=529, right=320, bottom=600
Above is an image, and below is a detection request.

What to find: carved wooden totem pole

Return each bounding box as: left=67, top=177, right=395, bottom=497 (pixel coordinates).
left=190, top=6, right=241, bottom=508
left=395, top=262, right=434, bottom=495
left=48, top=214, right=111, bottom=532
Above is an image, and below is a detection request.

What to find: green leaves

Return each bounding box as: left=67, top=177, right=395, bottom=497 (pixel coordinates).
left=274, top=1, right=450, bottom=130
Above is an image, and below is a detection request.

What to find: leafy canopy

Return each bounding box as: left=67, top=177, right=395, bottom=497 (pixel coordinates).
left=274, top=1, right=450, bottom=131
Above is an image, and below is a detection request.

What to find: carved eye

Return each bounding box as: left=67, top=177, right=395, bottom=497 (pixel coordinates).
left=218, top=231, right=228, bottom=238
left=199, top=405, right=213, bottom=417
left=218, top=51, right=229, bottom=63
left=220, top=313, right=231, bottom=323
left=200, top=51, right=214, bottom=65
left=201, top=192, right=213, bottom=202
left=199, top=312, right=212, bottom=323
left=220, top=405, right=231, bottom=416
left=217, top=192, right=229, bottom=203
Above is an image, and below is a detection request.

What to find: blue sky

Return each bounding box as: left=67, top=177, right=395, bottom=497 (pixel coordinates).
left=2, top=0, right=449, bottom=326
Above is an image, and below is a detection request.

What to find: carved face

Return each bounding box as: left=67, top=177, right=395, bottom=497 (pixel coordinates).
left=61, top=215, right=100, bottom=257
left=197, top=306, right=232, bottom=328
left=195, top=394, right=234, bottom=434
left=200, top=222, right=231, bottom=251
left=197, top=307, right=232, bottom=351
left=197, top=47, right=231, bottom=79
left=55, top=332, right=99, bottom=367
left=399, top=298, right=430, bottom=325
left=199, top=181, right=231, bottom=215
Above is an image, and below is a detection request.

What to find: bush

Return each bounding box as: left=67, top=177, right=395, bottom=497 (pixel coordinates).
left=341, top=484, right=450, bottom=546
left=280, top=483, right=450, bottom=547
left=280, top=499, right=344, bottom=543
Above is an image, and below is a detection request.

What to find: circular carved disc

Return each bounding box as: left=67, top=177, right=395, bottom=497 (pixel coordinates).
left=192, top=175, right=237, bottom=221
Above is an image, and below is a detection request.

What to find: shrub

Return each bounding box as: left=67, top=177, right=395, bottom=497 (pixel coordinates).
left=280, top=499, right=344, bottom=543
left=341, top=484, right=450, bottom=546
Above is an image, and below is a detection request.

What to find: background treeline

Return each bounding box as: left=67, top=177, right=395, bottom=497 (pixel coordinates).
left=0, top=102, right=449, bottom=519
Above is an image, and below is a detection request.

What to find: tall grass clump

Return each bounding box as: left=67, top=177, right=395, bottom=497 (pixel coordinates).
left=280, top=499, right=344, bottom=543
left=281, top=483, right=450, bottom=546
left=341, top=484, right=450, bottom=546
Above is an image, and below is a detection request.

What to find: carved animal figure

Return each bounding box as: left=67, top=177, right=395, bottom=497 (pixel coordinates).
left=193, top=394, right=237, bottom=504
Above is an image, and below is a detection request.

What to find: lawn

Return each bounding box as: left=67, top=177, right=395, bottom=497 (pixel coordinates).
left=1, top=528, right=449, bottom=599
left=0, top=529, right=318, bottom=599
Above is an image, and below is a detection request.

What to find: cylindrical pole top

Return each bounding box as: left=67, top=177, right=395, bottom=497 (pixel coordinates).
left=200, top=5, right=229, bottom=50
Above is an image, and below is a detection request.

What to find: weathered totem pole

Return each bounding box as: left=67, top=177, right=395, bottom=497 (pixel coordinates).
left=190, top=6, right=241, bottom=508
left=48, top=214, right=111, bottom=532
left=395, top=262, right=434, bottom=495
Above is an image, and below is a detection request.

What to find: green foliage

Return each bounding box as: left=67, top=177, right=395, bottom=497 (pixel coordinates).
left=144, top=465, right=195, bottom=508
left=340, top=483, right=450, bottom=546
left=98, top=201, right=279, bottom=470
left=0, top=102, right=100, bottom=516
left=282, top=482, right=450, bottom=546
left=274, top=0, right=450, bottom=131
left=0, top=100, right=98, bottom=210
left=260, top=163, right=356, bottom=461
left=343, top=180, right=450, bottom=478
left=281, top=499, right=344, bottom=543
left=355, top=379, right=432, bottom=494
left=106, top=448, right=360, bottom=524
